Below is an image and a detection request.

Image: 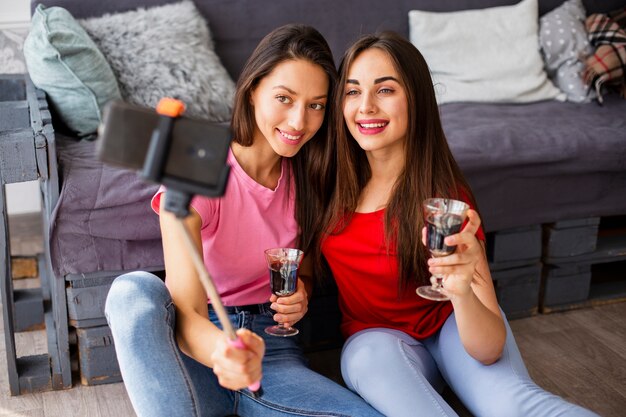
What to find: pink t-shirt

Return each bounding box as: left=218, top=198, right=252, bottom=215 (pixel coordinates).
left=152, top=149, right=298, bottom=306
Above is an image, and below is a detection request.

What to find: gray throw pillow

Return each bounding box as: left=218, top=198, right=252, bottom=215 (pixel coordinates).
left=539, top=0, right=595, bottom=102
left=23, top=5, right=122, bottom=137
left=79, top=1, right=235, bottom=122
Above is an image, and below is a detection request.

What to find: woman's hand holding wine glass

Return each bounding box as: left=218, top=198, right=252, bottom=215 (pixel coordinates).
left=422, top=207, right=484, bottom=301
left=269, top=277, right=309, bottom=329
left=264, top=248, right=304, bottom=337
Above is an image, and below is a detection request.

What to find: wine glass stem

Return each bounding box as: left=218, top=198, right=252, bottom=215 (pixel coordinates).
left=435, top=276, right=444, bottom=290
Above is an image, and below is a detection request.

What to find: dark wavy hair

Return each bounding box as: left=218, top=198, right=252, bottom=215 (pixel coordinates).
left=322, top=31, right=479, bottom=294
left=231, top=24, right=338, bottom=264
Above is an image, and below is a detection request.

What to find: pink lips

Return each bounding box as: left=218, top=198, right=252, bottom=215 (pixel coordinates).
left=356, top=119, right=388, bottom=135
left=277, top=128, right=304, bottom=146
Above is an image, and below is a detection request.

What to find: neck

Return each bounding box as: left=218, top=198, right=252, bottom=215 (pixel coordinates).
left=356, top=149, right=405, bottom=213
left=366, top=146, right=405, bottom=186
left=231, top=141, right=282, bottom=190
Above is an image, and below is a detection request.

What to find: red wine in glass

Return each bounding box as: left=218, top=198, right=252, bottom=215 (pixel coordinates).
left=426, top=213, right=464, bottom=256
left=270, top=261, right=298, bottom=296
left=417, top=198, right=469, bottom=301
left=264, top=248, right=303, bottom=337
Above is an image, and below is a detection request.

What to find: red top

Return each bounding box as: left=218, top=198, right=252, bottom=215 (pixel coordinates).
left=322, top=206, right=485, bottom=340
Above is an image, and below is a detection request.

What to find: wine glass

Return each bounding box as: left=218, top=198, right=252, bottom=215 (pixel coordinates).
left=264, top=247, right=304, bottom=337
left=416, top=198, right=469, bottom=301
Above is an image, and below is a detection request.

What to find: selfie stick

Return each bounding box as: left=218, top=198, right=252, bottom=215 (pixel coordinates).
left=143, top=98, right=262, bottom=398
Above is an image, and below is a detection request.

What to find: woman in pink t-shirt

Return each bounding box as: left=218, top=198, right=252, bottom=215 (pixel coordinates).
left=319, top=31, right=599, bottom=417
left=105, top=25, right=383, bottom=417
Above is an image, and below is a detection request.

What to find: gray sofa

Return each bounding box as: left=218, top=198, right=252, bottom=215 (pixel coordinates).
left=13, top=0, right=626, bottom=393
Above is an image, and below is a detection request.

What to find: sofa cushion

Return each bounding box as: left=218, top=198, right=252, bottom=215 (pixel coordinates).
left=78, top=1, right=235, bottom=122
left=540, top=0, right=595, bottom=102
left=23, top=4, right=122, bottom=137
left=409, top=0, right=564, bottom=104
left=50, top=133, right=163, bottom=276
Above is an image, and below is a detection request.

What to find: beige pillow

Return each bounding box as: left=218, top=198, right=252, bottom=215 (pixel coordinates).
left=409, top=0, right=565, bottom=104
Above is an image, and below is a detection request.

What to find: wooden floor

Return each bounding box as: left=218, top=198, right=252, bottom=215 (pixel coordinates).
left=1, top=213, right=626, bottom=416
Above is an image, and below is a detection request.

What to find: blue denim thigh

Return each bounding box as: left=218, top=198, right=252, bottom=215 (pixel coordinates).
left=213, top=310, right=383, bottom=417
left=106, top=272, right=234, bottom=417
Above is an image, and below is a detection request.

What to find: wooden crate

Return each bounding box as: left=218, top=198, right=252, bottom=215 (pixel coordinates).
left=542, top=261, right=626, bottom=313
left=491, top=263, right=542, bottom=319
left=543, top=217, right=600, bottom=258
left=541, top=216, right=626, bottom=313
left=75, top=326, right=121, bottom=386
left=65, top=273, right=116, bottom=329
left=541, top=264, right=591, bottom=307
left=486, top=225, right=542, bottom=269
left=66, top=268, right=164, bottom=328
left=13, top=287, right=45, bottom=332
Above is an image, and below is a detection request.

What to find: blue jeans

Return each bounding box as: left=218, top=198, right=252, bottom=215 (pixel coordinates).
left=105, top=271, right=383, bottom=417
left=340, top=312, right=600, bottom=417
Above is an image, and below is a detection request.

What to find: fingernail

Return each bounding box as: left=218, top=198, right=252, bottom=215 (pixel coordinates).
left=445, top=237, right=454, bottom=245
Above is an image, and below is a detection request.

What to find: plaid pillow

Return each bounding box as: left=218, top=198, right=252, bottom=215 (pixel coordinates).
left=584, top=8, right=626, bottom=103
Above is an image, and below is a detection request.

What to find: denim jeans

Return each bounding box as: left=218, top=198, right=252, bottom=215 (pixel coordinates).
left=340, top=311, right=601, bottom=417
left=105, top=271, right=383, bottom=417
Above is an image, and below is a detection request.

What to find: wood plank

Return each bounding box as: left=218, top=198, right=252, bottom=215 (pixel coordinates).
left=511, top=308, right=626, bottom=417
left=0, top=410, right=44, bottom=417
left=11, top=256, right=38, bottom=279
left=513, top=329, right=621, bottom=416
left=92, top=383, right=136, bottom=417
left=15, top=329, right=47, bottom=358
left=41, top=388, right=102, bottom=417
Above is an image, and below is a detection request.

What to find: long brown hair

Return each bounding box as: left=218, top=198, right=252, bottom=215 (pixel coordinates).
left=231, top=24, right=337, bottom=261
left=322, top=31, right=478, bottom=293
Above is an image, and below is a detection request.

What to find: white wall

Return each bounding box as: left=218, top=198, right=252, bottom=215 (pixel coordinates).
left=2, top=0, right=39, bottom=214
left=5, top=182, right=41, bottom=214
left=0, top=0, right=30, bottom=29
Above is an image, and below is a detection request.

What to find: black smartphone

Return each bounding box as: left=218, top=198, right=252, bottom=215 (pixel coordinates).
left=97, top=100, right=231, bottom=198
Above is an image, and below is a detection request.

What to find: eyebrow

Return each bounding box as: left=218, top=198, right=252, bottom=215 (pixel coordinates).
left=346, top=76, right=400, bottom=85
left=273, top=85, right=327, bottom=100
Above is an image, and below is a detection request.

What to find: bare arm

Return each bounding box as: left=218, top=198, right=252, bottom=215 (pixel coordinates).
left=427, top=210, right=506, bottom=364
left=159, top=198, right=264, bottom=389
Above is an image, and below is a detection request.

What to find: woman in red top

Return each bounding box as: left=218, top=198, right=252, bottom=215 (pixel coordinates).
left=319, top=32, right=599, bottom=417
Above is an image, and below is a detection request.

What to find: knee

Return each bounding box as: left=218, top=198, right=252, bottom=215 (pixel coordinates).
left=341, top=331, right=402, bottom=385
left=470, top=378, right=540, bottom=417
left=105, top=271, right=169, bottom=326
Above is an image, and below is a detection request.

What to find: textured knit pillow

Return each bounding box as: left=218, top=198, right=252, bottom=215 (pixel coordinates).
left=79, top=1, right=235, bottom=122
left=409, top=0, right=564, bottom=104
left=23, top=5, right=122, bottom=137
left=539, top=0, right=595, bottom=103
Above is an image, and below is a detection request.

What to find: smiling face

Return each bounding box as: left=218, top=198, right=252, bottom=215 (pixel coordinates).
left=250, top=58, right=329, bottom=158
left=342, top=48, right=409, bottom=156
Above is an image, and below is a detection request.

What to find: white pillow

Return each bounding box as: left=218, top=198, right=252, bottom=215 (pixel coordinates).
left=409, top=0, right=565, bottom=104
